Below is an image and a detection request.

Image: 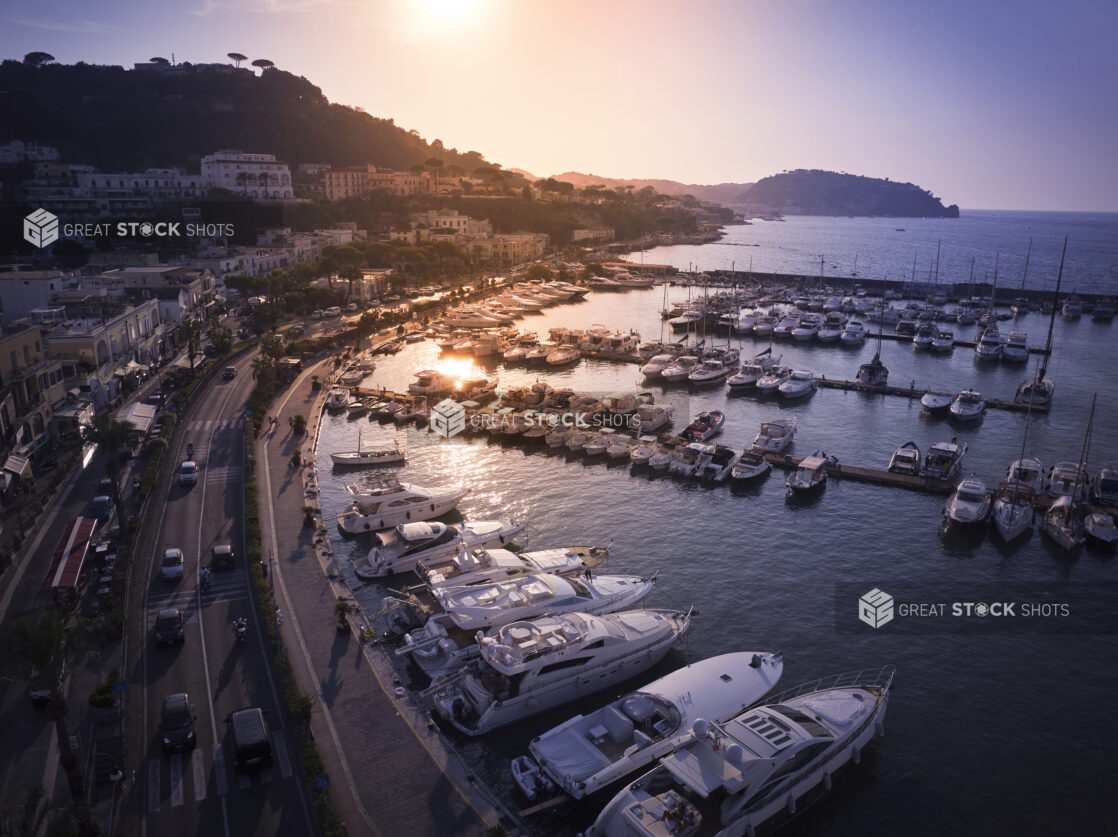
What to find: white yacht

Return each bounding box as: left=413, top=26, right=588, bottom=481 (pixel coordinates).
left=912, top=322, right=936, bottom=350
left=733, top=311, right=758, bottom=335
left=754, top=364, right=790, bottom=393
left=752, top=315, right=777, bottom=337
left=585, top=666, right=895, bottom=837
left=974, top=325, right=1004, bottom=360
left=778, top=370, right=817, bottom=399
left=418, top=543, right=608, bottom=590
left=1092, top=467, right=1118, bottom=505
left=786, top=452, right=828, bottom=495
left=920, top=391, right=954, bottom=415
left=753, top=418, right=796, bottom=454
left=632, top=404, right=674, bottom=434
left=921, top=439, right=968, bottom=481
left=640, top=354, right=676, bottom=380
left=727, top=352, right=778, bottom=389
left=434, top=571, right=655, bottom=631
left=527, top=652, right=784, bottom=800
left=687, top=359, right=730, bottom=387
left=931, top=329, right=955, bottom=352
left=772, top=313, right=800, bottom=339
left=888, top=441, right=921, bottom=475
left=584, top=428, right=618, bottom=457
left=944, top=477, right=991, bottom=528
left=660, top=356, right=702, bottom=383
left=1002, top=330, right=1029, bottom=363
left=1007, top=456, right=1046, bottom=494
left=696, top=446, right=743, bottom=482
left=791, top=314, right=822, bottom=342
left=1085, top=513, right=1118, bottom=546
left=855, top=352, right=888, bottom=387
left=629, top=436, right=660, bottom=466
left=329, top=433, right=404, bottom=468
left=1049, top=461, right=1088, bottom=501
left=408, top=369, right=455, bottom=397
left=730, top=449, right=772, bottom=483
left=668, top=310, right=704, bottom=331
left=839, top=321, right=867, bottom=346
left=337, top=479, right=467, bottom=535
left=669, top=442, right=717, bottom=478
left=325, top=387, right=351, bottom=411
left=547, top=345, right=582, bottom=366
left=433, top=609, right=691, bottom=736
left=648, top=439, right=684, bottom=471
left=353, top=520, right=525, bottom=579
left=949, top=388, right=985, bottom=422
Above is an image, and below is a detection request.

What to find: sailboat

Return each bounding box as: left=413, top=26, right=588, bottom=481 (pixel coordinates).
left=329, top=430, right=406, bottom=467
left=1011, top=239, right=1032, bottom=317
left=992, top=400, right=1038, bottom=541
left=1016, top=237, right=1066, bottom=406
left=857, top=278, right=889, bottom=387
left=1039, top=394, right=1093, bottom=550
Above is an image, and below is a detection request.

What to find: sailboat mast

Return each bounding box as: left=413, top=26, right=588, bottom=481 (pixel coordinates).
left=1019, top=239, right=1032, bottom=290
left=1066, top=394, right=1095, bottom=523
left=1040, top=236, right=1067, bottom=379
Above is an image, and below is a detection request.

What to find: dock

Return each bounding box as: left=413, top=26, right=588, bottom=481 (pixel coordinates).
left=813, top=377, right=1046, bottom=413
left=764, top=452, right=955, bottom=494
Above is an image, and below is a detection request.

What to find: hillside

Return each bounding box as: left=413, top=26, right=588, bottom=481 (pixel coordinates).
left=0, top=59, right=512, bottom=179
left=544, top=172, right=754, bottom=208
left=738, top=169, right=958, bottom=218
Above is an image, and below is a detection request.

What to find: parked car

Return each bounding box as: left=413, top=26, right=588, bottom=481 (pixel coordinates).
left=89, top=495, right=113, bottom=521
left=228, top=707, right=273, bottom=771
left=160, top=693, right=196, bottom=753
left=212, top=543, right=234, bottom=570
left=154, top=608, right=185, bottom=646
left=161, top=548, right=184, bottom=581
left=323, top=306, right=341, bottom=318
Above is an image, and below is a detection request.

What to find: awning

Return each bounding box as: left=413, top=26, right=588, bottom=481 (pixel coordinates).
left=3, top=453, right=32, bottom=478
left=44, top=516, right=98, bottom=590
left=115, top=401, right=158, bottom=435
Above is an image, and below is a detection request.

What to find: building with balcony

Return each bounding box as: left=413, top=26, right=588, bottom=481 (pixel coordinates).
left=0, top=325, right=68, bottom=486
left=200, top=149, right=293, bottom=199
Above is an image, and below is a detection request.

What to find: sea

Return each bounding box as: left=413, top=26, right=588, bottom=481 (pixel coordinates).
left=314, top=211, right=1118, bottom=837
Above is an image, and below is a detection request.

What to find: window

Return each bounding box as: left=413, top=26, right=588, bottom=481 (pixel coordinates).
left=538, top=657, right=590, bottom=675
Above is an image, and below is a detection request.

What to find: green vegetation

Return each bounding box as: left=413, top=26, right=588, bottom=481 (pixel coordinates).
left=740, top=169, right=959, bottom=218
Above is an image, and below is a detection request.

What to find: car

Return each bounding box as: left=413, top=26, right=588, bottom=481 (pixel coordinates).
left=160, top=693, right=196, bottom=753
left=211, top=543, right=234, bottom=570
left=288, top=324, right=305, bottom=336
left=345, top=302, right=358, bottom=312
left=161, top=548, right=184, bottom=581
left=311, top=309, right=324, bottom=320
left=323, top=306, right=341, bottom=318
left=228, top=707, right=273, bottom=771
left=154, top=608, right=185, bottom=646
left=179, top=461, right=198, bottom=486
left=222, top=366, right=236, bottom=380
left=203, top=344, right=216, bottom=356
left=89, top=495, right=112, bottom=521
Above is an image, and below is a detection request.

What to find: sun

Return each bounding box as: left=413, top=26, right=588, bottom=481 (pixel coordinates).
left=414, top=0, right=484, bottom=24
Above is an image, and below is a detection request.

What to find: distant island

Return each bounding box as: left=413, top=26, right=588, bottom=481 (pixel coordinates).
left=737, top=169, right=959, bottom=218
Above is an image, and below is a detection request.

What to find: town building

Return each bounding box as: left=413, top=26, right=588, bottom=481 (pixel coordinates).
left=0, top=140, right=60, bottom=164
left=200, top=149, right=293, bottom=199
left=572, top=224, right=616, bottom=243
left=468, top=233, right=550, bottom=264
left=0, top=269, right=73, bottom=324
left=0, top=325, right=68, bottom=485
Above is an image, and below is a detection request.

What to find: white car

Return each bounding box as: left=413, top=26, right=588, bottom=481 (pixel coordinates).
left=161, top=548, right=185, bottom=581
left=179, top=461, right=198, bottom=486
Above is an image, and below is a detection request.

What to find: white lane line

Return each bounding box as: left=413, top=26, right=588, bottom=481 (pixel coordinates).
left=192, top=748, right=207, bottom=801
left=169, top=753, right=185, bottom=807
left=148, top=758, right=161, bottom=814
left=214, top=743, right=229, bottom=796
left=237, top=773, right=251, bottom=790
left=272, top=734, right=292, bottom=780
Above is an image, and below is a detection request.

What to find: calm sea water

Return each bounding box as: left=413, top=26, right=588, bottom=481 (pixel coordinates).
left=315, top=212, right=1118, bottom=836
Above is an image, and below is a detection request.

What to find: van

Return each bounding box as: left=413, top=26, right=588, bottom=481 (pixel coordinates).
left=179, top=461, right=198, bottom=486
left=222, top=366, right=236, bottom=380
left=228, top=707, right=273, bottom=771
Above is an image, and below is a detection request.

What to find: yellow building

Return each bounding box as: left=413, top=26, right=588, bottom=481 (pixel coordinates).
left=0, top=325, right=67, bottom=483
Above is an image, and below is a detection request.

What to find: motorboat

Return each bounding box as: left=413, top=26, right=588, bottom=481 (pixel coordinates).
left=409, top=369, right=454, bottom=397
left=527, top=652, right=784, bottom=800
left=545, top=426, right=574, bottom=448
left=754, top=364, right=790, bottom=393
left=949, top=388, right=986, bottom=422
left=1002, top=330, right=1029, bottom=363
left=668, top=310, right=704, bottom=331
left=753, top=418, right=797, bottom=454
left=584, top=428, right=618, bottom=457
left=632, top=404, right=674, bottom=434
left=991, top=483, right=1035, bottom=541
left=503, top=334, right=540, bottom=362
left=547, top=346, right=582, bottom=366
left=1062, top=294, right=1083, bottom=319
left=1049, top=461, right=1088, bottom=501
left=733, top=311, right=759, bottom=335
left=583, top=666, right=895, bottom=837
left=921, top=439, right=968, bottom=481
left=511, top=754, right=558, bottom=802
left=648, top=439, right=683, bottom=472
left=786, top=451, right=828, bottom=495
left=1092, top=299, right=1116, bottom=321
left=682, top=410, right=725, bottom=442
left=375, top=400, right=407, bottom=421
left=696, top=446, right=742, bottom=482
left=974, top=325, right=1004, bottom=360
left=728, top=351, right=778, bottom=389
left=1092, top=467, right=1118, bottom=505
left=640, top=355, right=676, bottom=380
left=791, top=314, right=823, bottom=342
left=752, top=315, right=777, bottom=337
left=629, top=436, right=660, bottom=466
left=931, top=330, right=955, bottom=352
left=565, top=431, right=598, bottom=453
left=888, top=441, right=921, bottom=475
left=606, top=434, right=635, bottom=460
left=778, top=370, right=817, bottom=399
left=1085, top=513, right=1118, bottom=547
left=687, top=359, right=730, bottom=387
left=772, top=313, right=800, bottom=339
left=660, top=356, right=701, bottom=383
left=1039, top=495, right=1084, bottom=550
left=353, top=519, right=525, bottom=579
left=432, top=609, right=691, bottom=736
left=855, top=352, right=889, bottom=387
left=944, top=477, right=991, bottom=527
left=524, top=343, right=553, bottom=363
left=839, top=321, right=867, bottom=346
left=325, top=387, right=351, bottom=412
left=329, top=434, right=405, bottom=468
left=912, top=322, right=936, bottom=350
left=418, top=543, right=608, bottom=590
left=817, top=312, right=846, bottom=342
left=1007, top=456, right=1046, bottom=494
left=730, top=449, right=772, bottom=483
left=669, top=442, right=717, bottom=478
left=345, top=396, right=374, bottom=418
left=920, top=391, right=954, bottom=415
left=337, top=479, right=467, bottom=535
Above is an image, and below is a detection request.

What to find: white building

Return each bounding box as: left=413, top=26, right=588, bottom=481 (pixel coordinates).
left=0, top=269, right=74, bottom=324
left=76, top=168, right=210, bottom=201
left=0, top=140, right=60, bottom=164
left=411, top=209, right=492, bottom=237
left=200, top=149, right=293, bottom=199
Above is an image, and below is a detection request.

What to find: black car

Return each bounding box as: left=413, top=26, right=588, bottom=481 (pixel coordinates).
left=160, top=693, right=196, bottom=753
left=228, top=707, right=273, bottom=771
left=222, top=366, right=236, bottom=380
left=153, top=608, right=184, bottom=646
left=203, top=344, right=216, bottom=356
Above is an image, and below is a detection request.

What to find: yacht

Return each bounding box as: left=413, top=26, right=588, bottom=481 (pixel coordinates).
left=1007, top=456, right=1046, bottom=494
left=418, top=543, right=608, bottom=590
left=727, top=351, right=778, bottom=389
left=503, top=334, right=541, bottom=362
left=527, top=652, right=784, bottom=800
left=353, top=519, right=525, bottom=579
left=669, top=442, right=717, bottom=478
left=640, top=354, right=677, bottom=380
left=1049, top=461, right=1088, bottom=501
left=628, top=436, right=660, bottom=466
left=786, top=451, right=828, bottom=495
left=733, top=311, right=759, bottom=335
left=547, top=346, right=582, bottom=366
left=921, top=439, right=968, bottom=481
left=434, top=571, right=655, bottom=631
left=1092, top=467, right=1118, bottom=506
left=931, top=330, right=955, bottom=352
left=660, top=356, right=702, bottom=383
left=696, top=446, right=743, bottom=482
left=1085, top=513, right=1118, bottom=547
left=329, top=434, right=404, bottom=468
left=754, top=364, right=790, bottom=393
left=433, top=609, right=691, bottom=736
left=337, top=479, right=467, bottom=535
left=974, top=325, right=1004, bottom=360
left=816, top=312, right=846, bottom=342
left=752, top=315, right=778, bottom=337
left=912, top=322, right=936, bottom=350
left=949, top=388, right=985, bottom=422
left=944, top=477, right=991, bottom=528
left=920, top=391, right=954, bottom=415
left=839, top=320, right=867, bottom=346
left=888, top=441, right=921, bottom=475
left=1062, top=294, right=1083, bottom=319
left=753, top=418, right=797, bottom=454
left=325, top=387, right=351, bottom=412
left=778, top=370, right=817, bottom=399
left=1039, top=495, right=1084, bottom=550
left=772, top=313, right=800, bottom=339
left=681, top=410, right=725, bottom=442
left=524, top=343, right=553, bottom=363
left=632, top=404, right=674, bottom=434
left=855, top=352, right=889, bottom=387
left=584, top=666, right=895, bottom=837
left=668, top=310, right=704, bottom=331
left=791, top=314, right=823, bottom=342
left=409, top=369, right=454, bottom=397
left=1002, top=330, right=1029, bottom=363
left=584, top=428, right=618, bottom=458
left=992, top=483, right=1035, bottom=541
left=688, top=359, right=730, bottom=387
left=648, top=439, right=684, bottom=471
left=730, top=449, right=772, bottom=483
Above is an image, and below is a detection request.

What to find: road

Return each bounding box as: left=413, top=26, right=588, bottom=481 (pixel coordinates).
left=133, top=355, right=314, bottom=837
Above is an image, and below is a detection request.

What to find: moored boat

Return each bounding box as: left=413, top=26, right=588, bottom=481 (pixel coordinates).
left=353, top=519, right=526, bottom=579
left=888, top=440, right=921, bottom=475
left=944, top=477, right=992, bottom=528
left=753, top=418, right=797, bottom=454
left=730, top=448, right=772, bottom=483
left=786, top=451, right=828, bottom=495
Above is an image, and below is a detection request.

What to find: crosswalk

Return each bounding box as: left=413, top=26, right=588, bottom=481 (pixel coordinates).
left=146, top=574, right=250, bottom=625
left=183, top=418, right=246, bottom=433
left=146, top=734, right=292, bottom=812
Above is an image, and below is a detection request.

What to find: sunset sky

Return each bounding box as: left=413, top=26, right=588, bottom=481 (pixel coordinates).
left=3, top=0, right=1116, bottom=211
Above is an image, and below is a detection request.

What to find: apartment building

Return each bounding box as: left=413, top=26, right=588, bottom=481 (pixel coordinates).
left=200, top=149, right=293, bottom=199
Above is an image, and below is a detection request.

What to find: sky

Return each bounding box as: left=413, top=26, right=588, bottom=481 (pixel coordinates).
left=2, top=0, right=1117, bottom=211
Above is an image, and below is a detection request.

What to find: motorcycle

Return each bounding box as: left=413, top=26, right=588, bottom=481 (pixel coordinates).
left=200, top=569, right=211, bottom=590
left=186, top=443, right=194, bottom=459
left=233, top=617, right=247, bottom=644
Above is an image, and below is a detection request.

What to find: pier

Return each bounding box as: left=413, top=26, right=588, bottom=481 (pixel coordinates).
left=764, top=452, right=955, bottom=494
left=812, top=377, right=1046, bottom=413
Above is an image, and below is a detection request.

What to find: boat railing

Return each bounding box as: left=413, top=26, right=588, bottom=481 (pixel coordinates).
left=753, top=665, right=896, bottom=707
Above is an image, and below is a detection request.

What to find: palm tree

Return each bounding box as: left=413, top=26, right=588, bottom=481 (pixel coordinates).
left=82, top=417, right=143, bottom=525
left=179, top=319, right=201, bottom=368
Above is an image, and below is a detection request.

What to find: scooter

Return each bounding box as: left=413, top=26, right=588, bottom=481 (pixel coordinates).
left=186, top=443, right=194, bottom=459
left=233, top=617, right=247, bottom=644
left=200, top=568, right=211, bottom=591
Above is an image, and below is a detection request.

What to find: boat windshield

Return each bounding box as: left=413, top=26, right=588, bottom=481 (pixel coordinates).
left=769, top=705, right=831, bottom=738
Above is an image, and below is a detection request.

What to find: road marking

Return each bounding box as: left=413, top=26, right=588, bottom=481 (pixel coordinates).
left=192, top=748, right=207, bottom=801
left=169, top=753, right=185, bottom=807
left=237, top=773, right=251, bottom=790
left=272, top=733, right=293, bottom=779
left=215, top=744, right=229, bottom=796
left=148, top=758, right=161, bottom=814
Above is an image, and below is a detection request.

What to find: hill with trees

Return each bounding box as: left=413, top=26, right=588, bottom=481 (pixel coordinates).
left=738, top=169, right=959, bottom=217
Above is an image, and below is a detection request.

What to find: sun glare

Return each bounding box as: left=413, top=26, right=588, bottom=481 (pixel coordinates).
left=414, top=0, right=484, bottom=25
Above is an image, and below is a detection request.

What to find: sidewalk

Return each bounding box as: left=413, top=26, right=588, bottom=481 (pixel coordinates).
left=255, top=360, right=500, bottom=837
